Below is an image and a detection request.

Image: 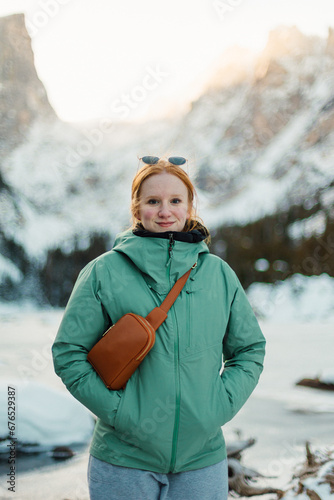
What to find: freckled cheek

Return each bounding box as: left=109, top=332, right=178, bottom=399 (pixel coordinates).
left=174, top=207, right=188, bottom=219
left=141, top=208, right=157, bottom=220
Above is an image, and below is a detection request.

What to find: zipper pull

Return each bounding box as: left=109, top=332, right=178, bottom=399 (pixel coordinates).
left=166, top=232, right=174, bottom=267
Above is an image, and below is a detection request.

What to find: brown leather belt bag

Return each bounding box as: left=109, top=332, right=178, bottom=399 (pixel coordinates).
left=87, top=264, right=196, bottom=390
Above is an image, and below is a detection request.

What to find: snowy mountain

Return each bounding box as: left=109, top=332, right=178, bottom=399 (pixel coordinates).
left=0, top=14, right=333, bottom=306
left=184, top=26, right=334, bottom=287
left=0, top=13, right=56, bottom=159
left=180, top=25, right=334, bottom=221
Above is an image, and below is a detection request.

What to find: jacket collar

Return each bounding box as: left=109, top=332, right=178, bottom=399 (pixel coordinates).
left=132, top=228, right=207, bottom=243
left=112, top=229, right=209, bottom=293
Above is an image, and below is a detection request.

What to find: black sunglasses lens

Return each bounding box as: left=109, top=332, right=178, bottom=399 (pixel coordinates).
left=168, top=156, right=186, bottom=166
left=141, top=156, right=160, bottom=165
left=141, top=156, right=186, bottom=166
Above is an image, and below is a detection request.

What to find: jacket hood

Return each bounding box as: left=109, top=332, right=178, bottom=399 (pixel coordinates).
left=112, top=229, right=209, bottom=293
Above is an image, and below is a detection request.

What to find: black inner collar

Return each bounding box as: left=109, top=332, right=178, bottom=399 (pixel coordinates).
left=132, top=229, right=206, bottom=243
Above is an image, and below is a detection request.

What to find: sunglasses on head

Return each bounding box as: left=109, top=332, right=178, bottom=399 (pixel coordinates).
left=140, top=156, right=187, bottom=166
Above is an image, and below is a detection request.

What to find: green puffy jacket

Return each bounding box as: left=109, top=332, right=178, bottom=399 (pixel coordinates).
left=52, top=229, right=265, bottom=473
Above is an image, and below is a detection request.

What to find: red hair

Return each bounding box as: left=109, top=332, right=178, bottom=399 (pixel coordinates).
left=131, top=159, right=210, bottom=241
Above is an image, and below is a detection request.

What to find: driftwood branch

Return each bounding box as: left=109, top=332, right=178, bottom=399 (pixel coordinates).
left=285, top=442, right=334, bottom=500
left=228, top=458, right=284, bottom=497
left=296, top=378, right=334, bottom=392
left=227, top=438, right=334, bottom=499
left=226, top=435, right=284, bottom=497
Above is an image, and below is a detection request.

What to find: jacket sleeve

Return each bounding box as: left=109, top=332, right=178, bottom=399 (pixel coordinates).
left=52, top=259, right=121, bottom=427
left=221, top=276, right=266, bottom=421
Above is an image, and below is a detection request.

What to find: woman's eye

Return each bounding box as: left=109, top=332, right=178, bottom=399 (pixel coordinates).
left=148, top=199, right=158, bottom=205
left=171, top=198, right=181, bottom=204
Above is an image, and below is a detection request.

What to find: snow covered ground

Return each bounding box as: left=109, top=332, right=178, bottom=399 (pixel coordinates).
left=282, top=453, right=334, bottom=500
left=247, top=273, right=334, bottom=324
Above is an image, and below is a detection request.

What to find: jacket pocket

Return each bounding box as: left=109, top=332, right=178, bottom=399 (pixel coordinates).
left=177, top=369, right=231, bottom=457
left=216, top=374, right=234, bottom=426
left=113, top=372, right=156, bottom=451
left=111, top=390, right=123, bottom=428
left=114, top=381, right=129, bottom=434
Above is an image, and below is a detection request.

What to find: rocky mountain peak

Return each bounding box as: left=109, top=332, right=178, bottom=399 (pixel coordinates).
left=326, top=26, right=334, bottom=55
left=0, top=13, right=56, bottom=159
left=261, top=25, right=318, bottom=60
left=254, top=25, right=326, bottom=86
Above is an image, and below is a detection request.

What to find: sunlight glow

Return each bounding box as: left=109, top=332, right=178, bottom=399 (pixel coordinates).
left=0, top=0, right=333, bottom=122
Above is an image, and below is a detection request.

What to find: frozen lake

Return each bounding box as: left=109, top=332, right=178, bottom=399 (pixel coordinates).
left=0, top=306, right=333, bottom=499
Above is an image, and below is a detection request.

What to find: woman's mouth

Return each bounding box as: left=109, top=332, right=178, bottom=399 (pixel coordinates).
left=156, top=222, right=175, bottom=228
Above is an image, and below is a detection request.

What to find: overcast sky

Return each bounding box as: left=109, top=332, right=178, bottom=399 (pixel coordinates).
left=1, top=0, right=333, bottom=123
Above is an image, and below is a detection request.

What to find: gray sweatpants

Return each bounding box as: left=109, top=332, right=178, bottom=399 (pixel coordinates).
left=88, top=455, right=228, bottom=500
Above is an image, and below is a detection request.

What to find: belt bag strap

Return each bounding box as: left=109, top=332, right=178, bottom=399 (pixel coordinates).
left=145, top=262, right=197, bottom=330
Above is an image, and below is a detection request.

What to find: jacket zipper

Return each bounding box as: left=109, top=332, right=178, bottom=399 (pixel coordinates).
left=186, top=290, right=192, bottom=350
left=169, top=305, right=181, bottom=472
left=167, top=233, right=181, bottom=472
left=166, top=232, right=174, bottom=267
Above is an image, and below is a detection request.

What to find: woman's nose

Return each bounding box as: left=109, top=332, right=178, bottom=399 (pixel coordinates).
left=158, top=202, right=171, bottom=217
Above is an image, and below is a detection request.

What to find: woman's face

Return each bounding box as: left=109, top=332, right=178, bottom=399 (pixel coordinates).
left=137, top=172, right=190, bottom=233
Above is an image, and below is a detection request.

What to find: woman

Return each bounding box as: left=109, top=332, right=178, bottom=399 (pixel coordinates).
left=52, top=156, right=266, bottom=500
